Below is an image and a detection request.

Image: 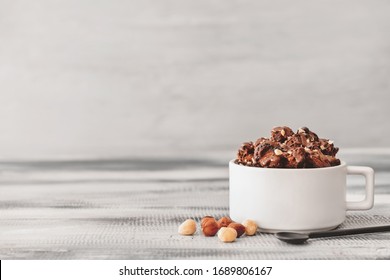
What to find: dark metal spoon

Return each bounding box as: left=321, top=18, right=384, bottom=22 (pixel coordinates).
left=276, top=225, right=390, bottom=244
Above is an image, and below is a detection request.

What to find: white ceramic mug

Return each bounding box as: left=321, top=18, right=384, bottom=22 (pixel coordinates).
left=229, top=160, right=374, bottom=233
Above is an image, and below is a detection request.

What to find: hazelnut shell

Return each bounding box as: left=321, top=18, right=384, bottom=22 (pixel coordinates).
left=201, top=216, right=215, bottom=229
left=202, top=219, right=219, bottom=237
left=217, top=216, right=233, bottom=228
left=228, top=222, right=246, bottom=237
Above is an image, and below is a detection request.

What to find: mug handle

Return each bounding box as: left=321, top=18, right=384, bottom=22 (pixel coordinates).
left=346, top=166, right=375, bottom=210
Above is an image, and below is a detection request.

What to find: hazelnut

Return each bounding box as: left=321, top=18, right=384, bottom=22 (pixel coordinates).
left=217, top=216, right=233, bottom=228
left=201, top=216, right=215, bottom=229
left=228, top=222, right=246, bottom=238
left=274, top=149, right=283, bottom=156
left=242, top=219, right=258, bottom=236
left=178, top=219, right=196, bottom=235
left=298, top=127, right=309, bottom=133
left=217, top=227, right=237, bottom=242
left=202, top=218, right=219, bottom=236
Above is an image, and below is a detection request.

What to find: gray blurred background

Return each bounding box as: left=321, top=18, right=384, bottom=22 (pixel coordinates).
left=1, top=0, right=390, bottom=160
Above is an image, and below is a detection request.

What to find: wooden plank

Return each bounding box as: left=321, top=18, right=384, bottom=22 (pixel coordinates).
left=0, top=158, right=389, bottom=259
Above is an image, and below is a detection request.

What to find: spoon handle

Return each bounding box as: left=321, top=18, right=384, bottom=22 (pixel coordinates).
left=309, top=225, right=390, bottom=239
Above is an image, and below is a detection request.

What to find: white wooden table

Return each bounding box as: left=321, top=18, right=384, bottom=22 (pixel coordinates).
left=0, top=153, right=389, bottom=259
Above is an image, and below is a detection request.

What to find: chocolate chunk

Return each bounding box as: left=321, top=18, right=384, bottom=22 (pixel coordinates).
left=285, top=147, right=306, bottom=168
left=326, top=155, right=341, bottom=166
left=236, top=141, right=255, bottom=165
left=258, top=149, right=286, bottom=168
left=317, top=139, right=338, bottom=156
left=254, top=137, right=272, bottom=147
left=296, top=127, right=319, bottom=147
left=284, top=134, right=304, bottom=148
left=271, top=126, right=294, bottom=143
left=305, top=150, right=331, bottom=168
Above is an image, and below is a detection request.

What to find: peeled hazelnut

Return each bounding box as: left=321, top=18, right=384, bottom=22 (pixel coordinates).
left=202, top=218, right=219, bottom=237
left=217, top=216, right=233, bottom=228
left=242, top=219, right=258, bottom=236
left=178, top=219, right=196, bottom=235
left=228, top=222, right=246, bottom=237
left=274, top=149, right=283, bottom=156
left=298, top=127, right=309, bottom=133
left=218, top=227, right=237, bottom=242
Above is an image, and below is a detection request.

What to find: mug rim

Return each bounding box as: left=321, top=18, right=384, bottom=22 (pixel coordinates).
left=229, top=159, right=346, bottom=171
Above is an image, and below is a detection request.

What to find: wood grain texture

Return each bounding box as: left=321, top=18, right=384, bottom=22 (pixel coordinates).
left=0, top=154, right=389, bottom=259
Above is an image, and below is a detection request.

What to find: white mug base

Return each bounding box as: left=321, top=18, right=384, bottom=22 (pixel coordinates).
left=258, top=224, right=340, bottom=234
